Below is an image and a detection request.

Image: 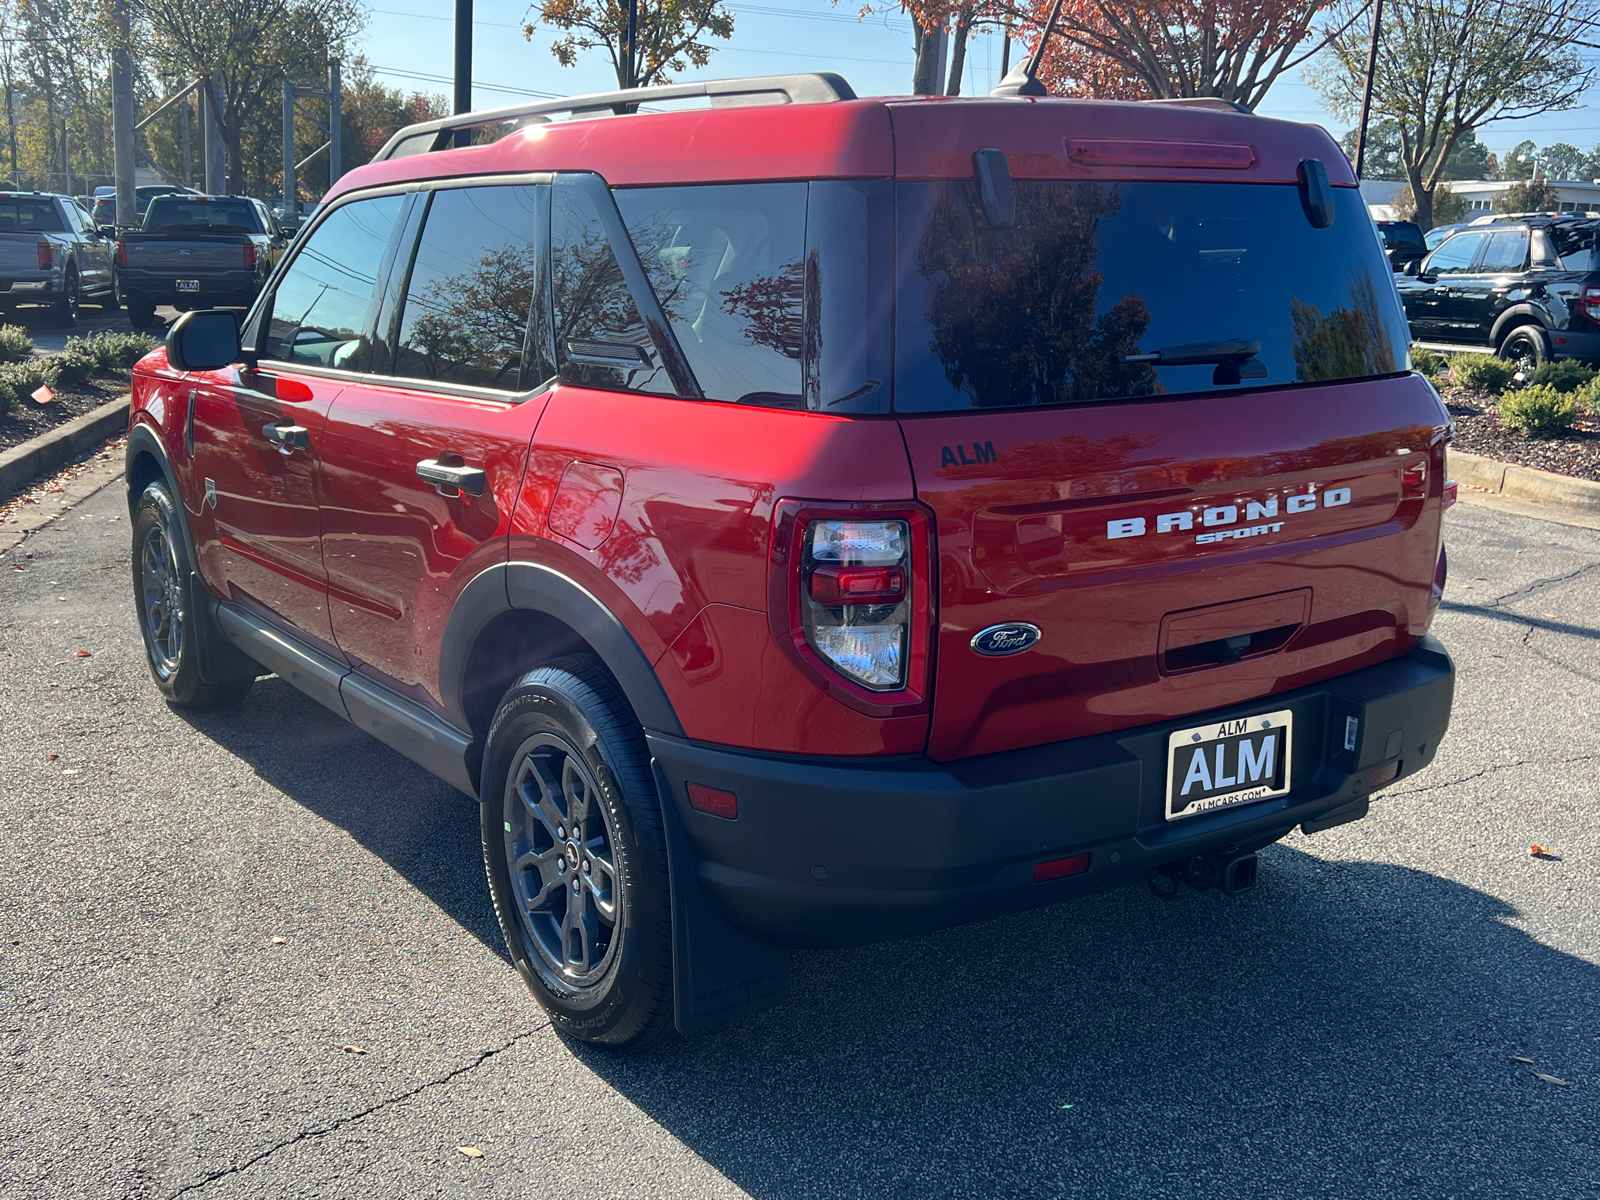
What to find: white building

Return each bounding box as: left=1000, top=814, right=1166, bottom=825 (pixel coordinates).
left=1438, top=179, right=1600, bottom=215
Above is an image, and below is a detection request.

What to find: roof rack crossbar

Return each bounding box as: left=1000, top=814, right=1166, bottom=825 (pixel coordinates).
left=371, top=73, right=857, bottom=163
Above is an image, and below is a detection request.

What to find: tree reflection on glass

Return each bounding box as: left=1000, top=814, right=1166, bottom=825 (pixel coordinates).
left=398, top=243, right=539, bottom=387
left=1289, top=268, right=1400, bottom=383
left=719, top=259, right=805, bottom=361
left=915, top=181, right=1158, bottom=408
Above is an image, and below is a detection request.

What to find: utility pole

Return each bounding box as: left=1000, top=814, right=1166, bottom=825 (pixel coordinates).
left=625, top=0, right=639, bottom=87
left=110, top=0, right=136, bottom=227
left=999, top=22, right=1011, bottom=80
left=455, top=0, right=472, bottom=146
left=1353, top=0, right=1384, bottom=180
left=202, top=79, right=225, bottom=193
left=328, top=61, right=341, bottom=185
left=282, top=80, right=294, bottom=213
left=181, top=97, right=191, bottom=187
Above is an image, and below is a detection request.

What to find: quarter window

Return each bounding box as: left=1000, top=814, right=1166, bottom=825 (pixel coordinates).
left=262, top=194, right=405, bottom=368
left=1477, top=230, right=1529, bottom=274
left=389, top=185, right=545, bottom=391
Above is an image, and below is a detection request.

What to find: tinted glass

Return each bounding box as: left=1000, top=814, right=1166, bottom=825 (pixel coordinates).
left=0, top=199, right=64, bottom=233
left=1478, top=230, right=1529, bottom=273
left=895, top=182, right=1407, bottom=412
left=143, top=197, right=263, bottom=234
left=263, top=194, right=404, bottom=368
left=807, top=180, right=893, bottom=412
left=1380, top=222, right=1425, bottom=251
left=390, top=185, right=543, bottom=391
left=551, top=175, right=674, bottom=395
left=1553, top=226, right=1598, bottom=271
left=1426, top=232, right=1485, bottom=275
left=614, top=183, right=806, bottom=406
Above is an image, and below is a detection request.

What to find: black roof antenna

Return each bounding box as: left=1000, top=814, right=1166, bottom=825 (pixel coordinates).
left=991, top=0, right=1066, bottom=97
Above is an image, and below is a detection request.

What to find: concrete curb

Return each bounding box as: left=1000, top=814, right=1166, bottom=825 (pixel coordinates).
left=1448, top=447, right=1600, bottom=518
left=0, top=393, right=129, bottom=499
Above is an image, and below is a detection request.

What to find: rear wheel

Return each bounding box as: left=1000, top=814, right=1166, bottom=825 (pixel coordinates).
left=1498, top=325, right=1548, bottom=379
left=126, top=297, right=156, bottom=329
left=51, top=267, right=79, bottom=328
left=98, top=268, right=122, bottom=310
left=480, top=656, right=675, bottom=1050
left=131, top=480, right=256, bottom=709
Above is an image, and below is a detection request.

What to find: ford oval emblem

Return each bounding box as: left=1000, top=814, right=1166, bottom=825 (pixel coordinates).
left=971, top=623, right=1041, bottom=656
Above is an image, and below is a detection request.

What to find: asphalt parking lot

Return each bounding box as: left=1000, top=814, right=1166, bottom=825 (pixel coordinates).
left=1, top=485, right=1596, bottom=1200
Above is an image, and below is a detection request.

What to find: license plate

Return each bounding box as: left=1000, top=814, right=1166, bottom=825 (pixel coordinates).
left=1166, top=709, right=1292, bottom=821
left=176, top=279, right=200, bottom=292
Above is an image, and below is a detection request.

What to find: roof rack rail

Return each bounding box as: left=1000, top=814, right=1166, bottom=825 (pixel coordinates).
left=1142, top=97, right=1252, bottom=115
left=371, top=73, right=858, bottom=163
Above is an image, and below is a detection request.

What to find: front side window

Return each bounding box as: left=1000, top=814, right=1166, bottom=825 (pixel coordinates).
left=551, top=175, right=675, bottom=395
left=614, top=183, right=806, bottom=406
left=1477, top=230, right=1529, bottom=274
left=1425, top=232, right=1486, bottom=275
left=389, top=185, right=544, bottom=391
left=894, top=180, right=1408, bottom=411
left=262, top=193, right=405, bottom=368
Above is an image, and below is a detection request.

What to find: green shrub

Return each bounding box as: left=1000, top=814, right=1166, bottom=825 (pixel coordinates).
left=1410, top=346, right=1448, bottom=381
left=0, top=323, right=35, bottom=363
left=0, top=356, right=59, bottom=401
left=52, top=346, right=98, bottom=387
left=1525, top=359, right=1596, bottom=393
left=1499, top=383, right=1584, bottom=434
left=84, top=330, right=158, bottom=368
left=1451, top=354, right=1518, bottom=395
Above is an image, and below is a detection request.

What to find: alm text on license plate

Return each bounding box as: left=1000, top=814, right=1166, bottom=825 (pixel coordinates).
left=1165, top=709, right=1292, bottom=821
left=176, top=279, right=200, bottom=293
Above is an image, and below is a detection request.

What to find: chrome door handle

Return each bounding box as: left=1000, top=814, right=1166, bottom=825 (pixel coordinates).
left=416, top=458, right=486, bottom=497
left=262, top=422, right=309, bottom=454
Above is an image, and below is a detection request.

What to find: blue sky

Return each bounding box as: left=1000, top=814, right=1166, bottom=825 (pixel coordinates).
left=360, top=0, right=1600, bottom=160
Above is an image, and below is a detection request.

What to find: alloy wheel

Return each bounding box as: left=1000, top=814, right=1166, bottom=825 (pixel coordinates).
left=504, top=732, right=622, bottom=988
left=138, top=521, right=184, bottom=677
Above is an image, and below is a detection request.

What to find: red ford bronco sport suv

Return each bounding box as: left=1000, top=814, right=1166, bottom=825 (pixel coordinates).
left=126, top=73, right=1455, bottom=1049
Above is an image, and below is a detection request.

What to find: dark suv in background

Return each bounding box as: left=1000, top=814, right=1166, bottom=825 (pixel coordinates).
left=1376, top=220, right=1428, bottom=271
left=1396, top=215, right=1600, bottom=370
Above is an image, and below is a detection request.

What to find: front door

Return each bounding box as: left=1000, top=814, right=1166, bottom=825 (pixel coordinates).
left=190, top=190, right=408, bottom=649
left=1413, top=230, right=1487, bottom=342
left=318, top=182, right=550, bottom=710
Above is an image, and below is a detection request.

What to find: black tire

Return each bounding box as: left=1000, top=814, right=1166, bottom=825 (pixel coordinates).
left=126, top=298, right=156, bottom=329
left=131, top=480, right=256, bottom=709
left=1498, top=325, right=1548, bottom=377
left=51, top=266, right=79, bottom=328
left=481, top=656, right=674, bottom=1050
left=98, top=269, right=122, bottom=311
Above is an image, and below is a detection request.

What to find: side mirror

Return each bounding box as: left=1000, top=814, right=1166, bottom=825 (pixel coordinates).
left=166, top=309, right=241, bottom=372
left=1403, top=260, right=1420, bottom=277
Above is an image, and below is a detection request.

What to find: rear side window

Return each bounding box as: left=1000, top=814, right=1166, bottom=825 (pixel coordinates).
left=551, top=175, right=676, bottom=396
left=262, top=194, right=405, bottom=367
left=894, top=181, right=1409, bottom=411
left=614, top=183, right=806, bottom=406
left=0, top=199, right=64, bottom=233
left=144, top=198, right=263, bottom=234
left=389, top=185, right=544, bottom=391
left=1478, top=230, right=1529, bottom=273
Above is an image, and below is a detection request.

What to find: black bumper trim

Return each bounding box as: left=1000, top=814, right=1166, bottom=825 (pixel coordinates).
left=647, top=637, right=1454, bottom=948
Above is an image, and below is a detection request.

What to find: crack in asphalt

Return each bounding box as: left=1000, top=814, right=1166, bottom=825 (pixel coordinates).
left=162, top=1026, right=547, bottom=1199
left=1482, top=559, right=1600, bottom=610
left=1387, top=752, right=1600, bottom=798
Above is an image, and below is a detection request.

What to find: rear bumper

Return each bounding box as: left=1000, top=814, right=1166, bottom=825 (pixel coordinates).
left=121, top=270, right=258, bottom=306
left=1549, top=328, right=1600, bottom=361
left=648, top=636, right=1454, bottom=948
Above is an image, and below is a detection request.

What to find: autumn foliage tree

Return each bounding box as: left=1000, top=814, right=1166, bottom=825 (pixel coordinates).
left=1015, top=0, right=1345, bottom=105
left=527, top=0, right=734, bottom=90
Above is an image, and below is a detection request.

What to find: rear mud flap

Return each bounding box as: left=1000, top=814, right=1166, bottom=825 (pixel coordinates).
left=653, top=761, right=791, bottom=1035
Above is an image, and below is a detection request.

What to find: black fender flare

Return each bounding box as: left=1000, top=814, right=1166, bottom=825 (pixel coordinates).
left=1488, top=306, right=1548, bottom=350
left=125, top=420, right=195, bottom=561
left=439, top=561, right=685, bottom=741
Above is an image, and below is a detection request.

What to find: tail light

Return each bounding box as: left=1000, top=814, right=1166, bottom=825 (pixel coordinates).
left=768, top=501, right=932, bottom=713
left=114, top=241, right=127, bottom=268
left=243, top=241, right=257, bottom=270
left=36, top=241, right=52, bottom=269
left=1582, top=287, right=1600, bottom=322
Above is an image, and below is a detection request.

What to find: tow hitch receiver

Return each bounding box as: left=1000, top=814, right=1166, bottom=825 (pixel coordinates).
left=1149, top=849, right=1260, bottom=900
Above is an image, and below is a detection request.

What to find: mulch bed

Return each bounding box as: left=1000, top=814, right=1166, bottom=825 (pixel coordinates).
left=1441, top=384, right=1600, bottom=483
left=0, top=369, right=133, bottom=454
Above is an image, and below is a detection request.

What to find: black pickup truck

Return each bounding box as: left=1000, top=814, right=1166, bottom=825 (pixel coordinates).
left=1395, top=215, right=1600, bottom=370
left=115, top=195, right=288, bottom=328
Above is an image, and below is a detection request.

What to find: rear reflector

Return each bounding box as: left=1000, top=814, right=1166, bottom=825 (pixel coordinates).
left=1442, top=480, right=1457, bottom=509
left=1371, top=761, right=1400, bottom=787
left=686, top=782, right=738, bottom=820
left=1034, top=852, right=1090, bottom=882
left=1066, top=139, right=1257, bottom=170
left=808, top=564, right=905, bottom=606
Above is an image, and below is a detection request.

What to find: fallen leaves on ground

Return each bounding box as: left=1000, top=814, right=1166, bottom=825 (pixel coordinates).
left=75, top=649, right=90, bottom=657
left=455, top=1146, right=485, bottom=1159
left=1511, top=1056, right=1535, bottom=1065
left=270, top=936, right=287, bottom=945
left=1534, top=1073, right=1571, bottom=1086
left=342, top=1044, right=366, bottom=1055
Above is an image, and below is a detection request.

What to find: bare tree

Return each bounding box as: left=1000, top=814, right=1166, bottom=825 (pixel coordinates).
left=1312, top=0, right=1600, bottom=229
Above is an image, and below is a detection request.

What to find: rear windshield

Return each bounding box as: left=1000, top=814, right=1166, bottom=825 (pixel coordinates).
left=1379, top=222, right=1425, bottom=251
left=143, top=198, right=262, bottom=235
left=894, top=181, right=1407, bottom=412
left=0, top=198, right=64, bottom=233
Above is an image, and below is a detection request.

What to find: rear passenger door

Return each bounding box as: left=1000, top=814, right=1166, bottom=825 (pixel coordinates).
left=317, top=181, right=553, bottom=711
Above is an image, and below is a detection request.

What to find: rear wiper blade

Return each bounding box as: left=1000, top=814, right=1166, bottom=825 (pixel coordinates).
left=1118, top=338, right=1261, bottom=365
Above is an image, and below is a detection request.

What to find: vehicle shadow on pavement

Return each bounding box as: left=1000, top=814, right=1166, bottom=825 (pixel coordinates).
left=173, top=674, right=509, bottom=962
left=576, top=852, right=1597, bottom=1200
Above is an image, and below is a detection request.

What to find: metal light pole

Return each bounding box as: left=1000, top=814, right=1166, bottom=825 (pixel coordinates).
left=1353, top=0, right=1384, bottom=180
left=625, top=0, right=639, bottom=88
left=110, top=0, right=136, bottom=227
left=455, top=0, right=473, bottom=146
